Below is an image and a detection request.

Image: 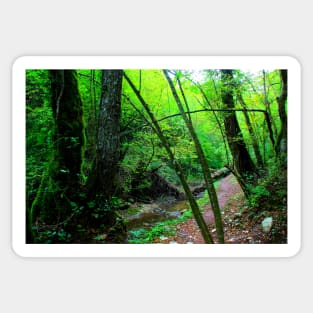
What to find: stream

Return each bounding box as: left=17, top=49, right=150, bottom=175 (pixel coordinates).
left=120, top=169, right=230, bottom=234
left=120, top=192, right=206, bottom=231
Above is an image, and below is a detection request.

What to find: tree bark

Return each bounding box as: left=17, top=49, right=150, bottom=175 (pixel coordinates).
left=263, top=70, right=278, bottom=139
left=51, top=70, right=84, bottom=187
left=164, top=70, right=224, bottom=243
left=220, top=70, right=256, bottom=184
left=275, top=70, right=288, bottom=156
left=29, top=70, right=84, bottom=241
left=88, top=70, right=123, bottom=198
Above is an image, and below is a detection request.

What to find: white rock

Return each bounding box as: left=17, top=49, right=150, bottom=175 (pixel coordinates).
left=261, top=217, right=273, bottom=233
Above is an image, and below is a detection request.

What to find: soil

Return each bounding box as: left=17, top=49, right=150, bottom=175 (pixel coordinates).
left=154, top=174, right=283, bottom=244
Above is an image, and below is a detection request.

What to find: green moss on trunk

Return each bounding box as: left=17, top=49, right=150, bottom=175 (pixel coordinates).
left=29, top=70, right=85, bottom=240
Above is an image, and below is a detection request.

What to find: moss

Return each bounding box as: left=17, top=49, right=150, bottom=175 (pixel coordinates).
left=29, top=71, right=85, bottom=238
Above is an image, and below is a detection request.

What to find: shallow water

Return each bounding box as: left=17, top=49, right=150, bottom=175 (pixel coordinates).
left=124, top=199, right=190, bottom=230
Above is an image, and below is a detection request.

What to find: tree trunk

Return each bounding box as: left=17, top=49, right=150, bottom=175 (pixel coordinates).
left=124, top=72, right=215, bottom=244
left=220, top=70, right=256, bottom=185
left=87, top=70, right=123, bottom=199
left=164, top=70, right=224, bottom=243
left=263, top=70, right=278, bottom=139
left=28, top=70, right=84, bottom=241
left=83, top=70, right=127, bottom=243
left=237, top=92, right=264, bottom=168
left=194, top=81, right=231, bottom=165
left=51, top=70, right=84, bottom=189
left=275, top=70, right=288, bottom=156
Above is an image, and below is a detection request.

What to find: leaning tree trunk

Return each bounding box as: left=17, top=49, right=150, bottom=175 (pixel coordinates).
left=164, top=70, right=224, bottom=244
left=220, top=70, right=256, bottom=191
left=28, top=70, right=84, bottom=242
left=124, top=72, right=214, bottom=244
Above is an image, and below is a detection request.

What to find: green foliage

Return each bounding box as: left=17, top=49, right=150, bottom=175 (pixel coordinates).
left=245, top=159, right=286, bottom=213
left=26, top=71, right=54, bottom=210
left=247, top=184, right=270, bottom=208
left=26, top=70, right=51, bottom=108
left=35, top=227, right=72, bottom=243
left=26, top=68, right=286, bottom=244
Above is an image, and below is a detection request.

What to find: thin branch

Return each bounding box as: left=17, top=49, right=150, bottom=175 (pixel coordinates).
left=77, top=72, right=102, bottom=86
left=122, top=93, right=158, bottom=134
left=157, top=108, right=268, bottom=123
left=120, top=107, right=269, bottom=137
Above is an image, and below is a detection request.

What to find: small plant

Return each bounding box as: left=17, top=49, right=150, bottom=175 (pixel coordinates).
left=37, top=227, right=72, bottom=243
left=247, top=184, right=270, bottom=209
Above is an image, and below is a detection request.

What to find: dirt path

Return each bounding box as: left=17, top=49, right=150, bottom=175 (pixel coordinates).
left=176, top=174, right=243, bottom=243
left=154, top=175, right=264, bottom=244
left=155, top=173, right=278, bottom=244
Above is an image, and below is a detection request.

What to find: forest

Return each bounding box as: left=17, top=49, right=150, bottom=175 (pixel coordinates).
left=26, top=68, right=288, bottom=244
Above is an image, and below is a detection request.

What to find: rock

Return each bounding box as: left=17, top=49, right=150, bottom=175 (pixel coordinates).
left=152, top=207, right=166, bottom=214
left=169, top=241, right=178, bottom=244
left=261, top=217, right=273, bottom=233
left=227, top=238, right=237, bottom=243
left=167, top=211, right=182, bottom=218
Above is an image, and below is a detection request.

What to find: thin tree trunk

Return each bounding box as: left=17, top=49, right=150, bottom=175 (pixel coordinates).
left=275, top=70, right=288, bottom=156
left=193, top=81, right=231, bottom=166
left=164, top=70, right=224, bottom=243
left=176, top=74, right=192, bottom=122
left=263, top=70, right=278, bottom=139
left=237, top=92, right=264, bottom=168
left=124, top=72, right=214, bottom=244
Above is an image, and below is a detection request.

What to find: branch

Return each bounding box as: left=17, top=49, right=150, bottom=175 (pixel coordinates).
left=156, top=108, right=267, bottom=123
left=120, top=106, right=269, bottom=137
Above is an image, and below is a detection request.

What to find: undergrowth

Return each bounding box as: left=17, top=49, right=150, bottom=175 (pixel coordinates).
left=240, top=162, right=287, bottom=243
left=128, top=209, right=193, bottom=243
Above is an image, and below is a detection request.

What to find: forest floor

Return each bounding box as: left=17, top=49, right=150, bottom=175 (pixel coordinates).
left=153, top=174, right=278, bottom=244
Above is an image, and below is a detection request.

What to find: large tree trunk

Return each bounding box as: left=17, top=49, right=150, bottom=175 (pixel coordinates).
left=51, top=70, right=84, bottom=192
left=95, top=70, right=123, bottom=198
left=87, top=70, right=123, bottom=199
left=84, top=70, right=126, bottom=243
left=28, top=70, right=84, bottom=241
left=220, top=70, right=256, bottom=188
